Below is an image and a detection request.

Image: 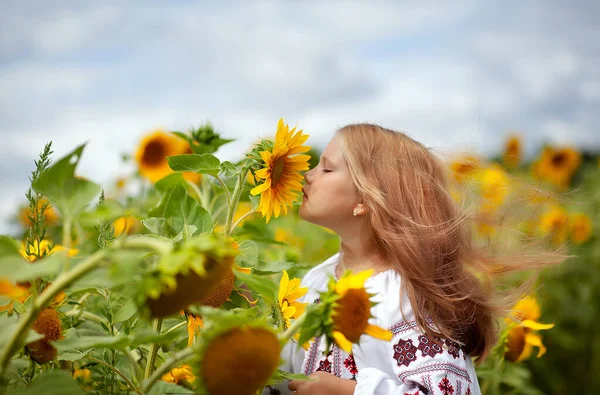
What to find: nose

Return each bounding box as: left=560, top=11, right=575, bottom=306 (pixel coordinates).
left=304, top=167, right=314, bottom=184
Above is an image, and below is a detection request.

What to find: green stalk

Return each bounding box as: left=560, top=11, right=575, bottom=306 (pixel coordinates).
left=224, top=167, right=250, bottom=237
left=87, top=356, right=142, bottom=395
left=144, top=318, right=163, bottom=379
left=279, top=312, right=307, bottom=346
left=141, top=348, right=195, bottom=394
left=61, top=216, right=72, bottom=272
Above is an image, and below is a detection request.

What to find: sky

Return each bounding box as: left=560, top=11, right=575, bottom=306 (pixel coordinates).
left=1, top=1, right=599, bottom=234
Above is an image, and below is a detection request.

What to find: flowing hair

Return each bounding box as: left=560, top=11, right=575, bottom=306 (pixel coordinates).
left=337, top=123, right=566, bottom=362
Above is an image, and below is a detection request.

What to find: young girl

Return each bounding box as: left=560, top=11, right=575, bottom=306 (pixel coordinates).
left=266, top=124, right=555, bottom=395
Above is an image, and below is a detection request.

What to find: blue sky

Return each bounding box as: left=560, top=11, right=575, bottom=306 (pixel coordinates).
left=1, top=1, right=599, bottom=233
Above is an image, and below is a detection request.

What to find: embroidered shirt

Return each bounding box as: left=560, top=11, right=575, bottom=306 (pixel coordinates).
left=264, top=253, right=482, bottom=395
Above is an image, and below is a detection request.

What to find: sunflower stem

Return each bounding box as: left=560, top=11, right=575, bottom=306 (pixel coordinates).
left=144, top=318, right=163, bottom=380
left=0, top=236, right=171, bottom=378
left=164, top=320, right=187, bottom=335
left=215, top=175, right=231, bottom=208
left=87, top=356, right=142, bottom=395
left=61, top=215, right=72, bottom=272
left=279, top=311, right=307, bottom=346
left=141, top=347, right=195, bottom=394
left=230, top=209, right=256, bottom=233
left=225, top=167, right=250, bottom=237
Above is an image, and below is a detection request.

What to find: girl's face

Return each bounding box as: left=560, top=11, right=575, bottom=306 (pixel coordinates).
left=299, top=134, right=361, bottom=232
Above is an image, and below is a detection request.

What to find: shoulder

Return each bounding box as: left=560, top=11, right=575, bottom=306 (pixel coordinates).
left=299, top=253, right=340, bottom=300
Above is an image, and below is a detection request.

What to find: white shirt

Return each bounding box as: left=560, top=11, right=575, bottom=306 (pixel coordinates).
left=265, top=253, right=482, bottom=395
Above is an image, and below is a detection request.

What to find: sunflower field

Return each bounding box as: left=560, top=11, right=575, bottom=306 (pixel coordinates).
left=0, top=120, right=598, bottom=394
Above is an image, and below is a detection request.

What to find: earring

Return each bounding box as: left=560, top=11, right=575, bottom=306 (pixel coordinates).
left=352, top=208, right=358, bottom=217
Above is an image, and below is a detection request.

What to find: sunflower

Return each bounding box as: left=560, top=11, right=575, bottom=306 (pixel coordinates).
left=330, top=270, right=392, bottom=353
left=538, top=205, right=570, bottom=245
left=162, top=364, right=196, bottom=387
left=449, top=154, right=482, bottom=183
left=475, top=165, right=511, bottom=211
left=19, top=240, right=78, bottom=263
left=504, top=295, right=554, bottom=362
left=278, top=270, right=308, bottom=329
left=532, top=146, right=581, bottom=189
left=0, top=279, right=30, bottom=313
left=135, top=129, right=202, bottom=184
left=18, top=199, right=59, bottom=229
left=250, top=119, right=311, bottom=223
left=197, top=324, right=280, bottom=395
left=570, top=213, right=592, bottom=245
left=503, top=134, right=522, bottom=168
left=112, top=215, right=141, bottom=237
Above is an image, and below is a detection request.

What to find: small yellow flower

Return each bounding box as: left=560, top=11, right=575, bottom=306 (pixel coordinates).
left=19, top=240, right=78, bottom=262
left=504, top=295, right=554, bottom=362
left=278, top=270, right=308, bottom=329
left=250, top=118, right=311, bottom=223
left=476, top=165, right=510, bottom=210
left=503, top=134, right=522, bottom=168
left=112, top=215, right=141, bottom=237
left=538, top=206, right=570, bottom=245
left=18, top=199, right=60, bottom=229
left=185, top=312, right=204, bottom=348
left=449, top=154, right=481, bottom=183
left=331, top=270, right=392, bottom=353
left=162, top=364, right=196, bottom=386
left=72, top=368, right=92, bottom=382
left=570, top=213, right=592, bottom=245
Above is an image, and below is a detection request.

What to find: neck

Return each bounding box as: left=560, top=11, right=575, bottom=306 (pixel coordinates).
left=337, top=238, right=388, bottom=276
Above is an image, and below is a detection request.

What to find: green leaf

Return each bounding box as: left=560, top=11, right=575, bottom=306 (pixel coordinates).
left=253, top=260, right=296, bottom=275
left=142, top=217, right=173, bottom=237
left=149, top=184, right=214, bottom=236
left=220, top=161, right=238, bottom=178
left=32, top=144, right=101, bottom=218
left=155, top=172, right=184, bottom=193
left=144, top=380, right=194, bottom=395
left=233, top=270, right=277, bottom=304
left=167, top=153, right=221, bottom=176
left=12, top=371, right=84, bottom=395
left=56, top=328, right=131, bottom=352
left=78, top=198, right=125, bottom=227
left=57, top=350, right=92, bottom=362
left=114, top=298, right=138, bottom=322
left=129, top=328, right=182, bottom=347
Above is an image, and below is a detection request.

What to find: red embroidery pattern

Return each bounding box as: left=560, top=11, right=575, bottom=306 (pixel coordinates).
left=438, top=376, right=454, bottom=395
left=344, top=353, right=358, bottom=377
left=315, top=351, right=332, bottom=373
left=465, top=387, right=472, bottom=395
left=393, top=338, right=418, bottom=367
left=445, top=339, right=461, bottom=359
left=403, top=392, right=420, bottom=395
left=417, top=335, right=443, bottom=358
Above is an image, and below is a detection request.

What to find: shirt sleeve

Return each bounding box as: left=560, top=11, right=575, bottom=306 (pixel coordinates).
left=354, top=333, right=477, bottom=395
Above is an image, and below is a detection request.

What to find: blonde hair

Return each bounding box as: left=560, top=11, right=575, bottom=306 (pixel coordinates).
left=338, top=123, right=564, bottom=362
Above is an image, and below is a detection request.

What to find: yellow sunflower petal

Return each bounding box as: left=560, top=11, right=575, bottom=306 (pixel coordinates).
left=233, top=265, right=252, bottom=275
left=336, top=269, right=373, bottom=294
left=522, top=320, right=554, bottom=330
left=250, top=178, right=272, bottom=196
left=365, top=324, right=393, bottom=341
left=278, top=271, right=290, bottom=305
left=525, top=332, right=547, bottom=358
left=333, top=331, right=353, bottom=353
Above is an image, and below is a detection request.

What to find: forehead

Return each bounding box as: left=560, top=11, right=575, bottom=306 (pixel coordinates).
left=322, top=134, right=345, bottom=162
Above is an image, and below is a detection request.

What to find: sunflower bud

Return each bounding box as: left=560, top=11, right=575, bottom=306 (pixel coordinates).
left=26, top=307, right=62, bottom=364
left=142, top=235, right=238, bottom=318
left=197, top=325, right=280, bottom=395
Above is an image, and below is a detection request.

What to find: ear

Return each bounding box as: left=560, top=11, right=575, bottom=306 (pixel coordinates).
left=353, top=203, right=366, bottom=216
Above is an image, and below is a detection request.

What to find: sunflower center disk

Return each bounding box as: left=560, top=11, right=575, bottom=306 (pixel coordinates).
left=551, top=153, right=566, bottom=167
left=333, top=288, right=371, bottom=343
left=142, top=141, right=167, bottom=166
left=271, top=157, right=285, bottom=186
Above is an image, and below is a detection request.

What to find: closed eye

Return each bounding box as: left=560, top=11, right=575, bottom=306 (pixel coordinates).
left=322, top=169, right=332, bottom=173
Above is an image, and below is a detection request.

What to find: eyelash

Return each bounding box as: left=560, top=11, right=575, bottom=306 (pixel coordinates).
left=322, top=169, right=332, bottom=173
